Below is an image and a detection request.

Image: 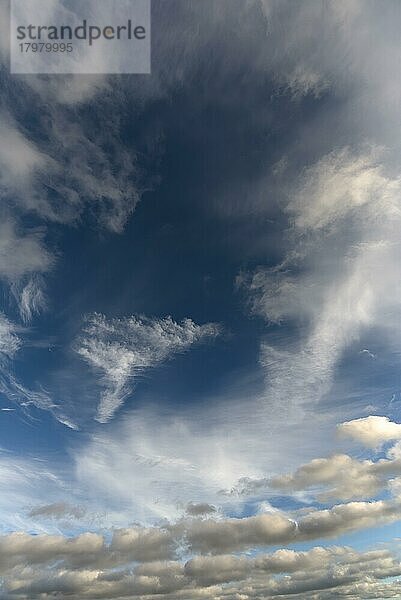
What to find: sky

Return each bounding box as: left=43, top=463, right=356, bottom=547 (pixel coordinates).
left=1, top=0, right=401, bottom=598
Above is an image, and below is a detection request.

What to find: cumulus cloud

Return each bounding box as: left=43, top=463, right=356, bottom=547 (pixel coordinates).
left=186, top=502, right=216, bottom=517
left=269, top=454, right=401, bottom=502
left=227, top=417, right=401, bottom=502
left=2, top=2, right=401, bottom=597
left=2, top=417, right=401, bottom=596
left=0, top=532, right=400, bottom=599
left=76, top=313, right=221, bottom=422
left=338, top=416, right=401, bottom=449
left=182, top=498, right=401, bottom=554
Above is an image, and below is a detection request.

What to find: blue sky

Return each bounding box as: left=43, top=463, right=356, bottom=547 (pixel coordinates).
left=1, top=0, right=401, bottom=598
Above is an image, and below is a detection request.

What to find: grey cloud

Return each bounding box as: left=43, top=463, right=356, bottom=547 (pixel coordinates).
left=185, top=503, right=216, bottom=516
left=28, top=502, right=86, bottom=521
left=111, top=527, right=176, bottom=563
left=183, top=512, right=297, bottom=554
left=0, top=537, right=400, bottom=599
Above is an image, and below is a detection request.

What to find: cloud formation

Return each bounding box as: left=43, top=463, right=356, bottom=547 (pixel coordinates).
left=0, top=529, right=401, bottom=599
left=338, top=416, right=401, bottom=449
left=76, top=313, right=221, bottom=422
left=1, top=416, right=401, bottom=597
left=239, top=147, right=401, bottom=420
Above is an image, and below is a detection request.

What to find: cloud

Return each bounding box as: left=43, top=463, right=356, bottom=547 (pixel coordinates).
left=271, top=453, right=401, bottom=502
left=0, top=312, right=77, bottom=429
left=0, top=314, right=21, bottom=359
left=182, top=497, right=401, bottom=554
left=0, top=533, right=400, bottom=599
left=0, top=218, right=53, bottom=283
left=0, top=454, right=68, bottom=533
left=2, top=417, right=401, bottom=596
left=186, top=503, right=216, bottom=517
left=73, top=404, right=295, bottom=524
left=239, top=148, right=401, bottom=418
left=0, top=99, right=143, bottom=233
left=227, top=416, right=401, bottom=502
left=111, top=527, right=176, bottom=562
left=12, top=277, right=48, bottom=324
left=28, top=503, right=86, bottom=521
left=338, top=416, right=401, bottom=449
left=183, top=512, right=297, bottom=554
left=76, top=313, right=221, bottom=422
left=0, top=115, right=48, bottom=190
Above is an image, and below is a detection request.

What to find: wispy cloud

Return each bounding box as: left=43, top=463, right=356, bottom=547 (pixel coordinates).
left=0, top=218, right=53, bottom=283
left=11, top=277, right=48, bottom=324
left=0, top=313, right=76, bottom=429
left=239, top=148, right=401, bottom=418
left=75, top=313, right=221, bottom=422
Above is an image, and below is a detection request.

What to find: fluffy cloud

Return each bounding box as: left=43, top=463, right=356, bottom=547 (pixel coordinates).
left=269, top=453, right=401, bottom=502
left=186, top=503, right=216, bottom=517
left=338, top=416, right=401, bottom=449
left=2, top=417, right=401, bottom=597
left=0, top=533, right=400, bottom=599
left=182, top=498, right=401, bottom=554
left=184, top=512, right=297, bottom=554
left=227, top=417, right=401, bottom=502
left=76, top=313, right=221, bottom=422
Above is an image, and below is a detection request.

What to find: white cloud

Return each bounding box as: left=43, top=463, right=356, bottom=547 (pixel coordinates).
left=0, top=115, right=48, bottom=189
left=0, top=454, right=67, bottom=534
left=337, top=416, right=401, bottom=449
left=0, top=312, right=76, bottom=429
left=269, top=452, right=401, bottom=502
left=0, top=314, right=21, bottom=359
left=12, top=277, right=48, bottom=323
left=240, top=148, right=401, bottom=418
left=76, top=313, right=221, bottom=422
left=0, top=219, right=53, bottom=282
left=288, top=148, right=400, bottom=231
